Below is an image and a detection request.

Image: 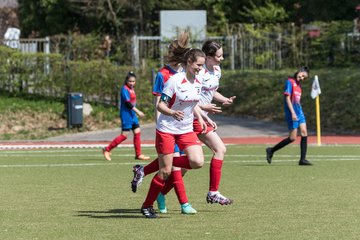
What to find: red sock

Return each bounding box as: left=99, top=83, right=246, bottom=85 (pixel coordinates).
left=209, top=158, right=223, bottom=192
left=134, top=132, right=141, bottom=157
left=142, top=174, right=165, bottom=208
left=172, top=170, right=188, bottom=204
left=173, top=156, right=192, bottom=169
left=161, top=173, right=174, bottom=195
left=144, top=158, right=159, bottom=176
left=105, top=134, right=127, bottom=152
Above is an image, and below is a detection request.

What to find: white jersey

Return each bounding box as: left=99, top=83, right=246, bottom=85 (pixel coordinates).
left=157, top=72, right=202, bottom=134
left=198, top=65, right=221, bottom=115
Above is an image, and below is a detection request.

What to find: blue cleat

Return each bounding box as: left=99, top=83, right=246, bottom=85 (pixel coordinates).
left=181, top=203, right=197, bottom=214
left=157, top=193, right=167, bottom=214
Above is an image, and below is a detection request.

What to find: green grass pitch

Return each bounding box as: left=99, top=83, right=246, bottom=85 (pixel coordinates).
left=1, top=144, right=360, bottom=240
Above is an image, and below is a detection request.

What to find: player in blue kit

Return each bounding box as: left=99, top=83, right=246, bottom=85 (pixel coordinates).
left=102, top=71, right=150, bottom=161
left=266, top=66, right=312, bottom=166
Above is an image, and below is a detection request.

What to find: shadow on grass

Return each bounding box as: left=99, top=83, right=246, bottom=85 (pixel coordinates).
left=76, top=209, right=170, bottom=219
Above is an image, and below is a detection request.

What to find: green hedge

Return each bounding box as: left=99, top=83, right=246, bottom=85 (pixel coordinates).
left=1, top=45, right=360, bottom=134
left=220, top=68, right=360, bottom=134
left=0, top=46, right=153, bottom=108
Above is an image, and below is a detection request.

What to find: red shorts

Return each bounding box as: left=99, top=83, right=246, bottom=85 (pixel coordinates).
left=193, top=119, right=215, bottom=135
left=156, top=130, right=201, bottom=154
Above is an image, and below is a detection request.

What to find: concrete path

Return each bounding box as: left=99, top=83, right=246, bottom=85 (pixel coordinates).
left=45, top=114, right=288, bottom=142
left=1, top=114, right=360, bottom=149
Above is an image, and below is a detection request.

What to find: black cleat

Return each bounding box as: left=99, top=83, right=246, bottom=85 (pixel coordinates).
left=206, top=192, right=233, bottom=205
left=299, top=159, right=312, bottom=166
left=266, top=147, right=273, bottom=164
left=131, top=165, right=144, bottom=193
left=141, top=206, right=158, bottom=218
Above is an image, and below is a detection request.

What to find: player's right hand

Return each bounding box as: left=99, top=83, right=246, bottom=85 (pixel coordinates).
left=172, top=110, right=184, bottom=121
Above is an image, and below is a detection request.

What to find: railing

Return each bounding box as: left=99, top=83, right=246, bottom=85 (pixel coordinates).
left=0, top=37, right=50, bottom=54
left=131, top=34, right=286, bottom=70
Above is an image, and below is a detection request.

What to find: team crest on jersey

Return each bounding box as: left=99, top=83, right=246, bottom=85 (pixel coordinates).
left=195, top=86, right=201, bottom=94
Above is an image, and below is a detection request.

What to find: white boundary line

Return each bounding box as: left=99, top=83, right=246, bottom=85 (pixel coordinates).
left=0, top=143, right=154, bottom=150
left=1, top=153, right=360, bottom=158
left=1, top=143, right=360, bottom=150
left=1, top=156, right=360, bottom=168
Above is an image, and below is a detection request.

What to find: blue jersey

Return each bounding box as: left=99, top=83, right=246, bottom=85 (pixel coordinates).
left=152, top=65, right=179, bottom=96
left=152, top=65, right=183, bottom=153
left=120, top=84, right=139, bottom=129
left=283, top=78, right=305, bottom=129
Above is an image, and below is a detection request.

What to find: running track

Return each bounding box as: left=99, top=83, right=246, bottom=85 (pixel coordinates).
left=1, top=136, right=360, bottom=150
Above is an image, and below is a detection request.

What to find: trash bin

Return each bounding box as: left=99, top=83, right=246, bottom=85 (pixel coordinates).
left=67, top=92, right=83, bottom=128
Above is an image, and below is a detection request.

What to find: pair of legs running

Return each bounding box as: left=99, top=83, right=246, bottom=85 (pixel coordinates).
left=140, top=131, right=204, bottom=218
left=132, top=128, right=233, bottom=216
left=102, top=126, right=150, bottom=161
left=266, top=122, right=312, bottom=165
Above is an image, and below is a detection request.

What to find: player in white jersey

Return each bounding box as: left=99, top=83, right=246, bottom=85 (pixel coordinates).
left=194, top=40, right=236, bottom=205
left=131, top=32, right=197, bottom=215
left=156, top=71, right=203, bottom=133
left=140, top=49, right=207, bottom=218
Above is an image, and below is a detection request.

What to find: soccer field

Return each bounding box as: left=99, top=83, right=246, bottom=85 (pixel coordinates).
left=1, top=145, right=360, bottom=240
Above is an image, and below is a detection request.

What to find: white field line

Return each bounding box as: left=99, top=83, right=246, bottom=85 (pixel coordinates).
left=0, top=153, right=359, bottom=159
left=0, top=144, right=154, bottom=150
left=0, top=155, right=360, bottom=168
left=1, top=143, right=360, bottom=150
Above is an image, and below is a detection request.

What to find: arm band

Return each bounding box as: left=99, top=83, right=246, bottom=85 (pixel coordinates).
left=124, top=101, right=134, bottom=109
left=160, top=93, right=171, bottom=103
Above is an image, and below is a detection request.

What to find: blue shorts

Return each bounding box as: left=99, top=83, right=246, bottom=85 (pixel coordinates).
left=174, top=144, right=185, bottom=155
left=286, top=114, right=306, bottom=130
left=121, top=114, right=139, bottom=131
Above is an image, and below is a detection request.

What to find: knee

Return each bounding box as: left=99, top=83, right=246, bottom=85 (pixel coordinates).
left=159, top=168, right=171, bottom=179
left=121, top=132, right=129, bottom=138
left=289, top=136, right=296, bottom=142
left=300, top=131, right=308, bottom=137
left=190, top=158, right=204, bottom=169
left=181, top=168, right=188, bottom=176
left=214, top=145, right=226, bottom=156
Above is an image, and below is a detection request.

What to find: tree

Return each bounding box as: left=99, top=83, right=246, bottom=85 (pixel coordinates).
left=241, top=0, right=288, bottom=23
left=18, top=0, right=77, bottom=37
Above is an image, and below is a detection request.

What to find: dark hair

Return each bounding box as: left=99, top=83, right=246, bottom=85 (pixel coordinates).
left=202, top=40, right=222, bottom=57
left=166, top=31, right=191, bottom=65
left=183, top=48, right=206, bottom=65
left=124, top=71, right=136, bottom=84
left=294, top=66, right=310, bottom=78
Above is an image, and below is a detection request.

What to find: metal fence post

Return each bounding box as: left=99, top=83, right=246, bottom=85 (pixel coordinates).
left=230, top=35, right=235, bottom=70
left=131, top=35, right=139, bottom=68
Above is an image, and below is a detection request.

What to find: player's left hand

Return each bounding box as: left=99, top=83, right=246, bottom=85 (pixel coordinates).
left=206, top=118, right=217, bottom=131
left=223, top=96, right=236, bottom=106
left=201, top=103, right=222, bottom=114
